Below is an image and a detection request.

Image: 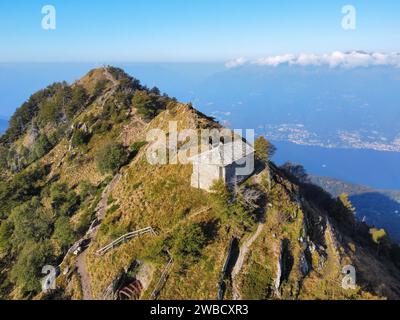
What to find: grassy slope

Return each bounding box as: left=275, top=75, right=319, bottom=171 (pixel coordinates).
left=84, top=104, right=227, bottom=299
left=82, top=103, right=395, bottom=300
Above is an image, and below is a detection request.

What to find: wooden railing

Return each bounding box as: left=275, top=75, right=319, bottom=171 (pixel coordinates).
left=150, top=257, right=173, bottom=300
left=217, top=237, right=237, bottom=300
left=96, top=227, right=156, bottom=256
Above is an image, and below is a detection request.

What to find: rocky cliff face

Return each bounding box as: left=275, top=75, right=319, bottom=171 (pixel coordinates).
left=1, top=67, right=400, bottom=300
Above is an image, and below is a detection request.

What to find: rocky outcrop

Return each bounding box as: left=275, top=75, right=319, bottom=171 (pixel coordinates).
left=275, top=239, right=294, bottom=296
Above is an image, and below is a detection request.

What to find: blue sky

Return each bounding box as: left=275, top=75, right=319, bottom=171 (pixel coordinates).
left=0, top=0, right=399, bottom=62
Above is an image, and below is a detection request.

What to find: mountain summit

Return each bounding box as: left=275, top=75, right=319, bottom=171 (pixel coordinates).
left=1, top=67, right=400, bottom=300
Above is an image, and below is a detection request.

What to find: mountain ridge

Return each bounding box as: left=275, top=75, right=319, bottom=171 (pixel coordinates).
left=1, top=67, right=400, bottom=300
left=311, top=175, right=400, bottom=243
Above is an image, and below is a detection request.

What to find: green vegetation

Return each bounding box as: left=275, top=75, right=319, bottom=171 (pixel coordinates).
left=0, top=220, right=13, bottom=255
left=281, top=162, right=309, bottom=183
left=131, top=90, right=174, bottom=120
left=71, top=129, right=91, bottom=146
left=54, top=215, right=76, bottom=250
left=10, top=240, right=54, bottom=295
left=241, top=261, right=273, bottom=299
left=370, top=228, right=388, bottom=244
left=107, top=66, right=142, bottom=90
left=0, top=68, right=146, bottom=298
left=254, top=136, right=276, bottom=163
left=338, top=193, right=356, bottom=215
left=0, top=165, right=49, bottom=219
left=311, top=175, right=400, bottom=243
left=50, top=183, right=80, bottom=216
left=9, top=198, right=53, bottom=250
left=0, top=82, right=89, bottom=173
left=95, top=142, right=129, bottom=174
left=211, top=180, right=257, bottom=233
left=66, top=85, right=89, bottom=120
left=324, top=193, right=357, bottom=222
left=1, top=84, right=59, bottom=144
left=169, top=223, right=207, bottom=268
left=0, top=133, right=56, bottom=173
left=0, top=166, right=105, bottom=297
left=101, top=99, right=129, bottom=123
left=78, top=180, right=96, bottom=200
left=129, top=141, right=147, bottom=158
left=33, top=134, right=53, bottom=159
left=92, top=79, right=109, bottom=98
left=92, top=121, right=112, bottom=135
left=37, top=83, right=89, bottom=126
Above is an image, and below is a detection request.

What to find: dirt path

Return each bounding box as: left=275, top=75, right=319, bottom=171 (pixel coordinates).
left=231, top=223, right=265, bottom=300
left=96, top=173, right=122, bottom=221
left=103, top=67, right=119, bottom=86
left=75, top=250, right=92, bottom=300
left=75, top=173, right=122, bottom=300
left=67, top=67, right=122, bottom=300
left=95, top=67, right=119, bottom=111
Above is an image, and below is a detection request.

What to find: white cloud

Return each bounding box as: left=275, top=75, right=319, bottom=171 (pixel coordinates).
left=225, top=57, right=247, bottom=68
left=226, top=51, right=400, bottom=69
left=254, top=54, right=295, bottom=67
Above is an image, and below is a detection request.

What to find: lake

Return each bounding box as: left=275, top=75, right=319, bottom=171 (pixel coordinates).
left=272, top=141, right=400, bottom=191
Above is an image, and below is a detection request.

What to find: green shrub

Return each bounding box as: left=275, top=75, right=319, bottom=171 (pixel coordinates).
left=169, top=223, right=207, bottom=266
left=370, top=228, right=388, bottom=244
left=66, top=85, right=89, bottom=119
left=95, top=142, right=128, bottom=174
left=76, top=209, right=94, bottom=236
left=38, top=82, right=71, bottom=125
left=0, top=146, right=7, bottom=168
left=54, top=215, right=76, bottom=250
left=132, top=91, right=165, bottom=119
left=330, top=193, right=356, bottom=222
left=210, top=180, right=256, bottom=232
left=71, top=129, right=91, bottom=146
left=210, top=180, right=231, bottom=222
left=254, top=136, right=276, bottom=163
left=78, top=180, right=96, bottom=200
left=241, top=262, right=273, bottom=299
left=128, top=141, right=147, bottom=160
left=107, top=204, right=120, bottom=215
left=280, top=162, right=309, bottom=183
left=93, top=79, right=109, bottom=98
left=0, top=220, right=13, bottom=254
left=107, top=195, right=115, bottom=205
left=92, top=121, right=112, bottom=134
left=33, top=134, right=52, bottom=159
left=139, top=235, right=168, bottom=264
left=10, top=240, right=54, bottom=295
left=0, top=165, right=48, bottom=219
left=48, top=127, right=65, bottom=146
left=2, top=85, right=54, bottom=143
left=82, top=113, right=98, bottom=127
left=50, top=183, right=80, bottom=216
left=9, top=198, right=53, bottom=250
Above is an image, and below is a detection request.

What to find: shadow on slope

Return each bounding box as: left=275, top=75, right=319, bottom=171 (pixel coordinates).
left=350, top=192, right=400, bottom=243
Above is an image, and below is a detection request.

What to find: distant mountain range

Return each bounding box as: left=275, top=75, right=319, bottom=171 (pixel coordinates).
left=311, top=175, right=400, bottom=243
